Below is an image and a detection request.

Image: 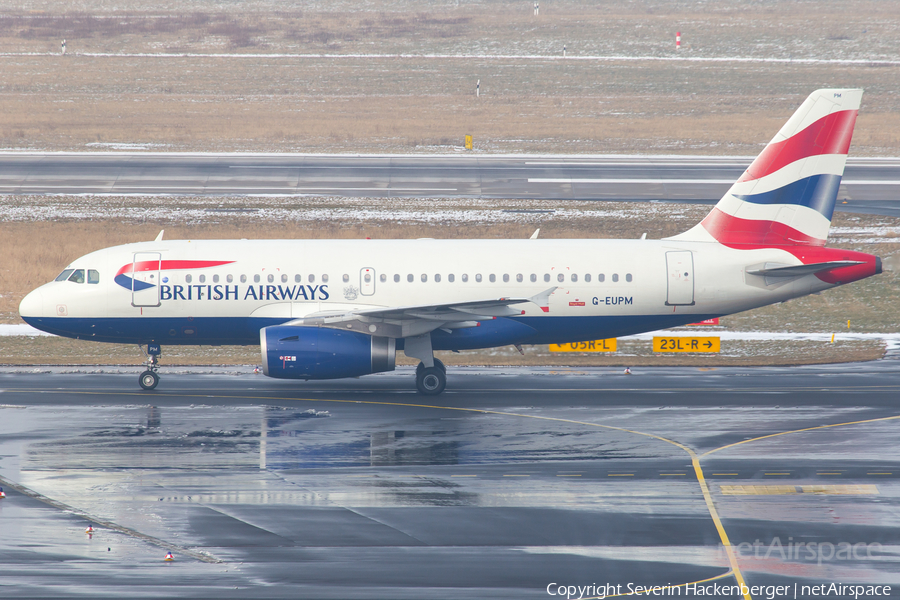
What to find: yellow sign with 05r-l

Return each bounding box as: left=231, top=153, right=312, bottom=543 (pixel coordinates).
left=653, top=336, right=720, bottom=353
left=549, top=339, right=617, bottom=352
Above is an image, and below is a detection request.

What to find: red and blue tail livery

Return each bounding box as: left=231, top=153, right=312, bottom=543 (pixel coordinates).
left=676, top=89, right=861, bottom=248
left=20, top=89, right=882, bottom=394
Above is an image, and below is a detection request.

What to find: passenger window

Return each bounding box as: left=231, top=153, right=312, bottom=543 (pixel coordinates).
left=227, top=274, right=234, bottom=283
left=68, top=269, right=85, bottom=283
left=186, top=274, right=193, bottom=284
left=294, top=274, right=302, bottom=283
left=394, top=274, right=400, bottom=283
left=55, top=269, right=75, bottom=282
left=435, top=274, right=441, bottom=283
left=571, top=274, right=578, bottom=282
left=253, top=274, right=260, bottom=283
left=421, top=274, right=428, bottom=282
left=557, top=273, right=564, bottom=283
left=308, top=274, right=315, bottom=283
left=213, top=274, right=219, bottom=283
left=322, top=274, right=329, bottom=283
left=503, top=274, right=509, bottom=283
left=475, top=274, right=482, bottom=282
left=530, top=274, right=537, bottom=283
left=343, top=274, right=350, bottom=283
left=448, top=274, right=455, bottom=283
left=585, top=274, right=591, bottom=283
left=407, top=274, right=414, bottom=283
left=544, top=274, right=550, bottom=283
left=626, top=273, right=633, bottom=282
left=516, top=274, right=523, bottom=283
left=281, top=274, right=288, bottom=283
left=200, top=274, right=207, bottom=283
left=462, top=274, right=469, bottom=282
left=612, top=274, right=619, bottom=282
left=489, top=274, right=496, bottom=283
left=88, top=270, right=100, bottom=284
left=380, top=274, right=387, bottom=283
left=241, top=274, right=247, bottom=283
left=598, top=274, right=605, bottom=282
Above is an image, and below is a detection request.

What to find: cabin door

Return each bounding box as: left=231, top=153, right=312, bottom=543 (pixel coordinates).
left=132, top=252, right=162, bottom=307
left=665, top=251, right=694, bottom=306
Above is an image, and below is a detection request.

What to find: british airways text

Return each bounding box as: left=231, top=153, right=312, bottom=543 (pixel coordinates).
left=159, top=284, right=330, bottom=301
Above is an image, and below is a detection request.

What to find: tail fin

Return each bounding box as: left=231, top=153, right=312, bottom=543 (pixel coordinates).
left=671, top=89, right=862, bottom=247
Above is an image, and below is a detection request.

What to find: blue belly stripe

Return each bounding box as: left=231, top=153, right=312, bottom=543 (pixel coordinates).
left=23, top=315, right=722, bottom=349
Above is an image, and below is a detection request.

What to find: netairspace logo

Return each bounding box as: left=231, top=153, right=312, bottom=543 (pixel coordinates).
left=725, top=537, right=884, bottom=566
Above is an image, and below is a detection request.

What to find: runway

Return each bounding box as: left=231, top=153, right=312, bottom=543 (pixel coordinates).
left=3, top=153, right=900, bottom=216
left=1, top=365, right=898, bottom=598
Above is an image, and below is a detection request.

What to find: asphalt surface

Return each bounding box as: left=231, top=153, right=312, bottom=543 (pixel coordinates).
left=1, top=364, right=899, bottom=599
left=2, top=153, right=899, bottom=216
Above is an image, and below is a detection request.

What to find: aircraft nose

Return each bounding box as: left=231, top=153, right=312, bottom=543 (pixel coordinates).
left=19, top=288, right=44, bottom=319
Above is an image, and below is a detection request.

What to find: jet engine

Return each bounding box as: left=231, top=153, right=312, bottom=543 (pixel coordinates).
left=261, top=326, right=395, bottom=379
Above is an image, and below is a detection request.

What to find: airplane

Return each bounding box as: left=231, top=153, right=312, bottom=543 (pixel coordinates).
left=19, top=88, right=881, bottom=395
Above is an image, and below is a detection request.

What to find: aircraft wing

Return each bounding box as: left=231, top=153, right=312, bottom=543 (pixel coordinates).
left=285, top=287, right=557, bottom=338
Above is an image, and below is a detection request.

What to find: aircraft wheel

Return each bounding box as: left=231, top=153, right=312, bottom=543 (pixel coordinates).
left=416, top=359, right=445, bottom=374
left=416, top=366, right=446, bottom=396
left=139, top=370, right=159, bottom=391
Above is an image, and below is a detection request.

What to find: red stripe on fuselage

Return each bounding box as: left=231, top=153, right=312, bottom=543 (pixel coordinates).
left=738, top=109, right=858, bottom=183
left=116, top=260, right=235, bottom=277
left=700, top=208, right=825, bottom=247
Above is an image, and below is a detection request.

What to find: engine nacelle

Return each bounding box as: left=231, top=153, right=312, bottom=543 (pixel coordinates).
left=261, top=326, right=395, bottom=380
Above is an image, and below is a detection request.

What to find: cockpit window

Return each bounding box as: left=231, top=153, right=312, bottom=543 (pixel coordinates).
left=67, top=269, right=85, bottom=284
left=88, top=269, right=100, bottom=284
left=55, top=269, right=75, bottom=282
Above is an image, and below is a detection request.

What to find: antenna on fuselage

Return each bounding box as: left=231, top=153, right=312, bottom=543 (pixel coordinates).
left=154, top=230, right=164, bottom=242
left=529, top=229, right=540, bottom=240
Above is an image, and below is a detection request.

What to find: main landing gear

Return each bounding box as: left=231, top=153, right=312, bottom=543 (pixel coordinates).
left=139, top=343, right=162, bottom=391
left=416, top=359, right=446, bottom=396
left=405, top=333, right=447, bottom=395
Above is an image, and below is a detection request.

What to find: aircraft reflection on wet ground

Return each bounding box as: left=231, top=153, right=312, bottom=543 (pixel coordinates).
left=1, top=366, right=899, bottom=599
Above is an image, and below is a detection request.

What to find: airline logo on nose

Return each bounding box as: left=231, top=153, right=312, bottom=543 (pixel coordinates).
left=115, top=260, right=235, bottom=291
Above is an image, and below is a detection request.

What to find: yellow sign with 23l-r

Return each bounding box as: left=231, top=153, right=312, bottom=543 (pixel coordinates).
left=653, top=336, right=720, bottom=353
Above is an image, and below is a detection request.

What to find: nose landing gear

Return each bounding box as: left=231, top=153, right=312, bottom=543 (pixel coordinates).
left=139, top=343, right=162, bottom=390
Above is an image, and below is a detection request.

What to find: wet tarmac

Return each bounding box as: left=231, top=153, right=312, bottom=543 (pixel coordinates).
left=1, top=364, right=899, bottom=599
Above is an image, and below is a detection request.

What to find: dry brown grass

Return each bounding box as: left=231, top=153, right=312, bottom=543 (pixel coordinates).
left=0, top=0, right=897, bottom=154
left=0, top=56, right=897, bottom=155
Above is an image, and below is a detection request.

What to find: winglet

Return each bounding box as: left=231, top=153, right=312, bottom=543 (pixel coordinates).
left=529, top=229, right=540, bottom=240
left=529, top=286, right=557, bottom=312
left=154, top=230, right=164, bottom=242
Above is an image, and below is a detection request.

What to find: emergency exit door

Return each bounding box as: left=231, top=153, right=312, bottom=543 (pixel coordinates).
left=132, top=252, right=161, bottom=307
left=665, top=251, right=694, bottom=306
left=360, top=268, right=376, bottom=296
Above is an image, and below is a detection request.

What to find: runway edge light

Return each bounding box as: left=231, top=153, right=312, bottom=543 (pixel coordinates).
left=165, top=552, right=175, bottom=561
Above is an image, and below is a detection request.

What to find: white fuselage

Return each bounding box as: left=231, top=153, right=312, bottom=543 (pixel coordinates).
left=20, top=237, right=839, bottom=348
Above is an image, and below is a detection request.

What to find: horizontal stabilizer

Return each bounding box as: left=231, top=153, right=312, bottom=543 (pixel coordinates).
left=747, top=261, right=864, bottom=278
